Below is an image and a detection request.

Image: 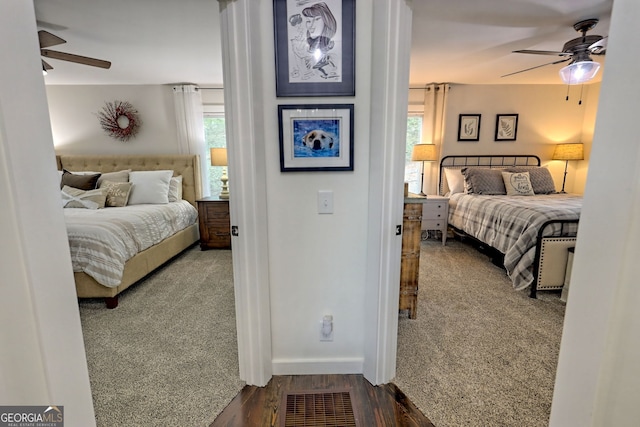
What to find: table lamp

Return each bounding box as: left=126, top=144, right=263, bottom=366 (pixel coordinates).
left=210, top=147, right=229, bottom=199
left=552, top=143, right=584, bottom=193
left=411, top=144, right=438, bottom=196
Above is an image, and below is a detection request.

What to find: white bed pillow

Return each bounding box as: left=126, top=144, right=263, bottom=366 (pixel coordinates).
left=502, top=171, right=535, bottom=196
left=168, top=175, right=183, bottom=202
left=444, top=168, right=465, bottom=195
left=127, top=170, right=173, bottom=205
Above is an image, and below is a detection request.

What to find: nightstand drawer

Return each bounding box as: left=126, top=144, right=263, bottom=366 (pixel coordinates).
left=205, top=204, right=230, bottom=220
left=423, top=203, right=446, bottom=219
left=206, top=226, right=231, bottom=243
left=422, top=219, right=446, bottom=231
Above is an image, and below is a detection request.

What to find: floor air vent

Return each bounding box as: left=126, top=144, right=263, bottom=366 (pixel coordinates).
left=282, top=389, right=358, bottom=427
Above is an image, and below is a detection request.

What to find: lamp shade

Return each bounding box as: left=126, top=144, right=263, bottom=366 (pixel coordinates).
left=559, top=61, right=600, bottom=85
left=210, top=147, right=228, bottom=166
left=411, top=144, right=438, bottom=162
left=552, top=143, right=584, bottom=161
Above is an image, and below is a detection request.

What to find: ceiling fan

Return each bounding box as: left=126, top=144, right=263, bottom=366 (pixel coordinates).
left=38, top=30, right=111, bottom=74
left=502, top=19, right=607, bottom=84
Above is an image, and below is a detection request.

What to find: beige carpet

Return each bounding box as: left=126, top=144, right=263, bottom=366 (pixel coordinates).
left=78, top=246, right=243, bottom=427
left=80, top=238, right=565, bottom=426
left=394, top=238, right=566, bottom=427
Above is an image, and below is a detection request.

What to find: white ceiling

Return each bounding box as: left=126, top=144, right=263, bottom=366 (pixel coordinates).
left=34, top=0, right=613, bottom=86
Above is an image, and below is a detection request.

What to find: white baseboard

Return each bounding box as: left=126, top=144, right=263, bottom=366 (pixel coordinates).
left=272, top=358, right=364, bottom=375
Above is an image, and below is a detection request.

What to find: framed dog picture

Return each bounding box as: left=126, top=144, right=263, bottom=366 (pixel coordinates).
left=278, top=104, right=354, bottom=172
left=273, top=0, right=356, bottom=97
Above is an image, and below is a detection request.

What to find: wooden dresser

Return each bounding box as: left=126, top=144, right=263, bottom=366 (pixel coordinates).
left=196, top=197, right=231, bottom=250
left=399, top=194, right=427, bottom=319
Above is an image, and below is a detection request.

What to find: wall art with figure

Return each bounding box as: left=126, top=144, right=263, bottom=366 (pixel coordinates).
left=274, top=0, right=355, bottom=97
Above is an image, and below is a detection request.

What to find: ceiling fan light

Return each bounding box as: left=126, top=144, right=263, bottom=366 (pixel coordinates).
left=559, top=60, right=600, bottom=85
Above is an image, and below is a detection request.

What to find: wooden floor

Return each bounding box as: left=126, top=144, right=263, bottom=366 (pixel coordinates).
left=211, top=374, right=435, bottom=427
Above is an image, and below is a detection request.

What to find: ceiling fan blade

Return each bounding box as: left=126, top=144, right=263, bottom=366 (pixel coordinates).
left=42, top=60, right=53, bottom=71
left=513, top=49, right=572, bottom=57
left=501, top=58, right=571, bottom=78
left=589, top=36, right=607, bottom=55
left=41, top=49, right=111, bottom=69
left=38, top=30, right=66, bottom=48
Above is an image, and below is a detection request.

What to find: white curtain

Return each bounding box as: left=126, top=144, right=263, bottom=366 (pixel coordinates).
left=172, top=84, right=210, bottom=197
left=421, top=83, right=449, bottom=194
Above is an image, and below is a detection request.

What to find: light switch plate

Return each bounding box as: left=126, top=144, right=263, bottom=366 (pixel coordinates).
left=317, top=190, right=333, bottom=214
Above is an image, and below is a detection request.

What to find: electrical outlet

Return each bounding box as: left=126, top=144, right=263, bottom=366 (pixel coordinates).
left=320, top=315, right=333, bottom=341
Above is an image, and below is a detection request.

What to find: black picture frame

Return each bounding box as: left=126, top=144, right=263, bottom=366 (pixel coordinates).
left=495, top=114, right=519, bottom=141
left=273, top=0, right=356, bottom=97
left=278, top=104, right=354, bottom=172
left=457, top=114, right=481, bottom=141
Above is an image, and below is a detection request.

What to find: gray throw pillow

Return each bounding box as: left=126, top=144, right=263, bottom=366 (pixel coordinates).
left=60, top=169, right=101, bottom=190
left=460, top=167, right=507, bottom=195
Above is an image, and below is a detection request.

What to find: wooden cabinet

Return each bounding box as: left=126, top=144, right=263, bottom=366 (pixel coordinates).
left=422, top=195, right=449, bottom=245
left=399, top=198, right=426, bottom=319
left=196, top=197, right=231, bottom=250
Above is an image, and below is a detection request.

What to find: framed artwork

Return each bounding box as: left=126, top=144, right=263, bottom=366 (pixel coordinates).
left=495, top=114, right=519, bottom=141
left=278, top=104, right=354, bottom=172
left=273, top=0, right=356, bottom=97
left=457, top=114, right=481, bottom=141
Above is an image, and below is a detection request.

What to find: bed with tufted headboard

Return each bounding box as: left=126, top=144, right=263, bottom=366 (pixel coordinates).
left=57, top=154, right=203, bottom=308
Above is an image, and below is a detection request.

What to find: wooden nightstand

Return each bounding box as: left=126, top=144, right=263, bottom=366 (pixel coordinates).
left=422, top=195, right=449, bottom=245
left=196, top=197, right=231, bottom=250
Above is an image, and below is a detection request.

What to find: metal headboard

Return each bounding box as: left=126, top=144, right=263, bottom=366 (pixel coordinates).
left=438, top=154, right=541, bottom=195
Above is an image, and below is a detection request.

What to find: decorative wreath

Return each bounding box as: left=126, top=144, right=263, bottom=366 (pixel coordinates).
left=97, top=100, right=142, bottom=142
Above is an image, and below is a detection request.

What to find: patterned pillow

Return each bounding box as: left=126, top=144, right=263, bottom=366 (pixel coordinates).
left=460, top=167, right=506, bottom=195
left=168, top=175, right=183, bottom=202
left=502, top=171, right=535, bottom=196
left=61, top=185, right=107, bottom=209
left=99, top=180, right=133, bottom=207
left=505, top=167, right=556, bottom=194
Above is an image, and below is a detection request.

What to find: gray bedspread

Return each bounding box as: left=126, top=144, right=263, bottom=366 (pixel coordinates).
left=64, top=201, right=198, bottom=287
left=448, top=193, right=582, bottom=290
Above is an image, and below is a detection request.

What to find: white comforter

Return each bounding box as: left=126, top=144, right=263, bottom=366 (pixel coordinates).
left=64, top=201, right=198, bottom=287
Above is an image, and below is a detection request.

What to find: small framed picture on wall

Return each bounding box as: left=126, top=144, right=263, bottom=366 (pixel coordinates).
left=495, top=114, right=519, bottom=141
left=278, top=104, right=354, bottom=172
left=457, top=114, right=481, bottom=141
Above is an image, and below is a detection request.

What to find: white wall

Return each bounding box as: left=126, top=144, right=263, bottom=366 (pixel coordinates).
left=0, top=2, right=95, bottom=425
left=264, top=3, right=372, bottom=375
left=431, top=83, right=599, bottom=194
left=46, top=85, right=179, bottom=154
left=550, top=0, right=640, bottom=425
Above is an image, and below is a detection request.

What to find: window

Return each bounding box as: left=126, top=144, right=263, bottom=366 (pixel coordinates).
left=404, top=114, right=423, bottom=195
left=204, top=115, right=227, bottom=196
